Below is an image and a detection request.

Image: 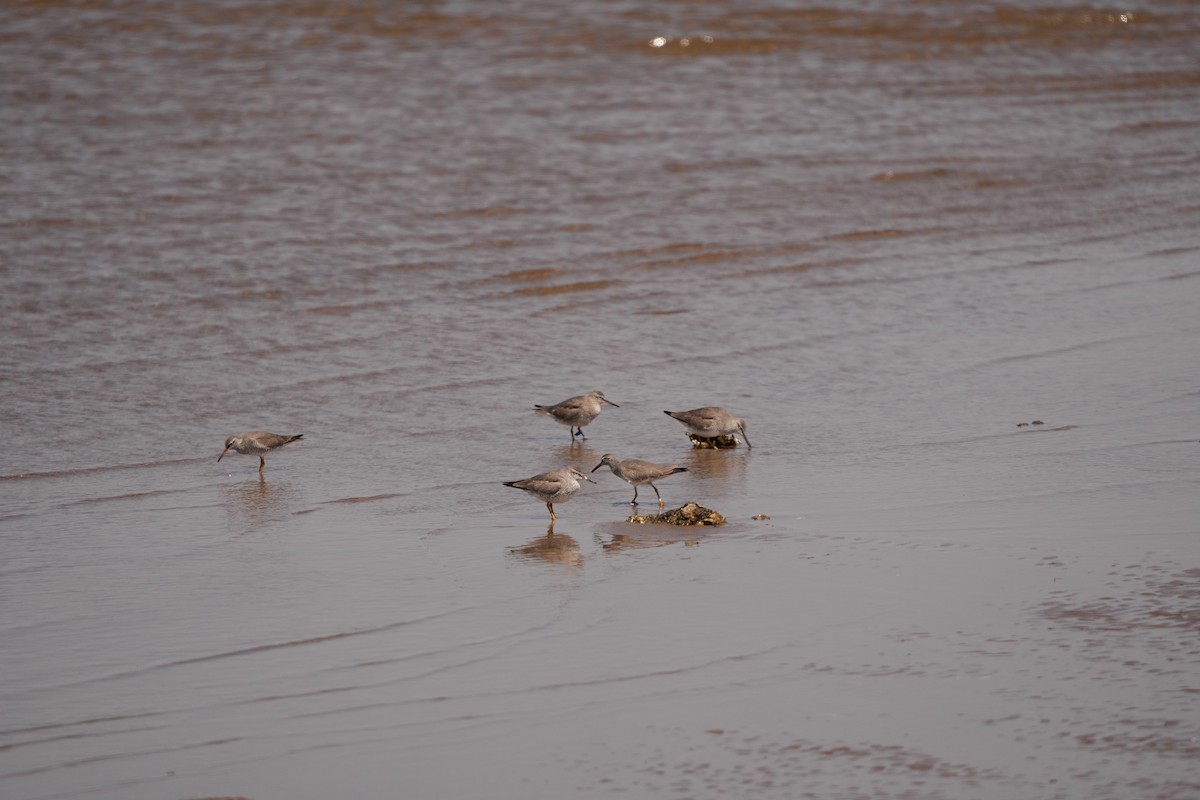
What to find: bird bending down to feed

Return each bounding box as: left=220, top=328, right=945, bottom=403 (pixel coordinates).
left=534, top=390, right=619, bottom=441
left=664, top=407, right=751, bottom=448
left=219, top=431, right=304, bottom=475
left=503, top=466, right=595, bottom=522
left=591, top=453, right=687, bottom=506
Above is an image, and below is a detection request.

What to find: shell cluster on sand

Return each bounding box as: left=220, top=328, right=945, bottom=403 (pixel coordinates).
left=687, top=433, right=740, bottom=449
left=627, top=502, right=726, bottom=527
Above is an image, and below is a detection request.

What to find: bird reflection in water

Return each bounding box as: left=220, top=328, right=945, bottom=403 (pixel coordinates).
left=549, top=440, right=598, bottom=464
left=224, top=476, right=296, bottom=531
left=684, top=445, right=748, bottom=483
left=508, top=526, right=583, bottom=568
left=600, top=532, right=700, bottom=553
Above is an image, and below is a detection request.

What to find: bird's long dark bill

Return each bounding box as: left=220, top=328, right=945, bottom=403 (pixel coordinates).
left=591, top=463, right=603, bottom=472
left=741, top=430, right=752, bottom=449
left=602, top=399, right=619, bottom=407
left=217, top=449, right=228, bottom=462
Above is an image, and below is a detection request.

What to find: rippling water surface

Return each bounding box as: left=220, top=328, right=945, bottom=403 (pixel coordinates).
left=2, top=2, right=1199, bottom=798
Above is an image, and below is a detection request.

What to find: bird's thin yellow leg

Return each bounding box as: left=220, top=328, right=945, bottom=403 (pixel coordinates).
left=652, top=484, right=663, bottom=506
left=547, top=502, right=556, bottom=521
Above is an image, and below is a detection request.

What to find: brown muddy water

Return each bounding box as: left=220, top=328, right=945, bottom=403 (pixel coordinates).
left=2, top=2, right=1199, bottom=798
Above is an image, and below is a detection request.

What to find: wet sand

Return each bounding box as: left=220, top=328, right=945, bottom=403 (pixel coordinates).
left=2, top=1, right=1199, bottom=798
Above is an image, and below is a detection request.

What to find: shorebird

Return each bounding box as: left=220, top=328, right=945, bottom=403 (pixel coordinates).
left=664, top=407, right=751, bottom=448
left=591, top=453, right=687, bottom=506
left=218, top=431, right=304, bottom=475
left=533, top=390, right=619, bottom=441
left=503, top=466, right=595, bottom=522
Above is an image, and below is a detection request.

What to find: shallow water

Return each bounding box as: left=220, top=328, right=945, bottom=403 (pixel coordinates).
left=2, top=1, right=1199, bottom=798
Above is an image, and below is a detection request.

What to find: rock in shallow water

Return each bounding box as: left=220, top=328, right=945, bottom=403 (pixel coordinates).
left=687, top=432, right=741, bottom=449
left=627, top=502, right=726, bottom=526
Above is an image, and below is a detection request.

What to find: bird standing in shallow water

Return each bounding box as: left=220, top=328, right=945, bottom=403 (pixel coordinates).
left=591, top=453, right=687, bottom=506
left=534, top=390, right=618, bottom=441
left=503, top=466, right=595, bottom=522
left=664, top=407, right=751, bottom=448
left=219, top=432, right=304, bottom=476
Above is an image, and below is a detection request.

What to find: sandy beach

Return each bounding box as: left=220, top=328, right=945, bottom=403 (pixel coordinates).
left=2, top=2, right=1199, bottom=798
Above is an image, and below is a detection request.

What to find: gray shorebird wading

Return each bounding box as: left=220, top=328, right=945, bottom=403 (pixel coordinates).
left=664, top=407, right=751, bottom=448
left=534, top=391, right=619, bottom=441
left=218, top=431, right=304, bottom=475
left=591, top=454, right=687, bottom=506
left=503, top=466, right=595, bottom=522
